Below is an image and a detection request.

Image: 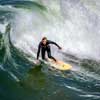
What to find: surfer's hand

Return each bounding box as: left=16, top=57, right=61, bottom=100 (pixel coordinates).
left=59, top=47, right=62, bottom=50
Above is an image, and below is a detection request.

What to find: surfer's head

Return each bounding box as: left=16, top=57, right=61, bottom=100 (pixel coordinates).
left=42, top=37, right=47, bottom=45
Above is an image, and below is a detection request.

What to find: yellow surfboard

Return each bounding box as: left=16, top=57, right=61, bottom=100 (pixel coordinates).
left=47, top=58, right=72, bottom=71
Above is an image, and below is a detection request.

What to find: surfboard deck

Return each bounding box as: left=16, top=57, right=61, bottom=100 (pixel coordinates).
left=47, top=58, right=72, bottom=71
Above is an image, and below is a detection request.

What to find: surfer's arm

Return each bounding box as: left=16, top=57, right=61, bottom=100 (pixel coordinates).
left=48, top=40, right=61, bottom=49
left=37, top=43, right=41, bottom=59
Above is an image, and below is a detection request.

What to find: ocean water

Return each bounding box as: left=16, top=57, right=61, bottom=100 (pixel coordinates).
left=0, top=0, right=100, bottom=100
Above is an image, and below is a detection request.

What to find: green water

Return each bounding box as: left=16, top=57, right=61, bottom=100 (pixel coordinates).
left=0, top=0, right=100, bottom=100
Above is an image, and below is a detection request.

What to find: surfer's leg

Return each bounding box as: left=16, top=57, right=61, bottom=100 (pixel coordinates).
left=41, top=48, right=46, bottom=60
left=47, top=47, right=57, bottom=62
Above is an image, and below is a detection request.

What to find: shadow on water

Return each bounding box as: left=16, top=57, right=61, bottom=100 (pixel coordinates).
left=20, top=65, right=46, bottom=90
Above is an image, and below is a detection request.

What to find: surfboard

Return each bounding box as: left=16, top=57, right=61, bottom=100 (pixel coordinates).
left=47, top=58, right=72, bottom=71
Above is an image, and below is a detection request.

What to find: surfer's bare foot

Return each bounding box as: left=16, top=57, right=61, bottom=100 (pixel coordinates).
left=53, top=59, right=57, bottom=63
left=36, top=60, right=40, bottom=64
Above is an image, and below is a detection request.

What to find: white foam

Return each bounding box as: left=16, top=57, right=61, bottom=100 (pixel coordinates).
left=0, top=23, right=7, bottom=33
left=9, top=0, right=100, bottom=61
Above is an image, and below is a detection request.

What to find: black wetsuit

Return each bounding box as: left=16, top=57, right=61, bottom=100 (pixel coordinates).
left=37, top=40, right=61, bottom=61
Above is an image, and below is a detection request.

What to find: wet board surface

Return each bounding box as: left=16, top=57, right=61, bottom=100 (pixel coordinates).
left=47, top=58, right=72, bottom=71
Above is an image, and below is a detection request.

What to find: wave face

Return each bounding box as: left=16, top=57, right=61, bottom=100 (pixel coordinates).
left=0, top=0, right=100, bottom=100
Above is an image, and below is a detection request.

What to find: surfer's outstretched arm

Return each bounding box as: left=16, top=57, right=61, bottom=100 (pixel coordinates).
left=48, top=40, right=61, bottom=49
left=37, top=43, right=41, bottom=59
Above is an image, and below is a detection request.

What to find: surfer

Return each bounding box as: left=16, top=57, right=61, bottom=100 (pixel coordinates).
left=37, top=37, right=62, bottom=62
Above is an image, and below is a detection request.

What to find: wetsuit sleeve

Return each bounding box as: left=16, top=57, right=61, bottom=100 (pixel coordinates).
left=37, top=43, right=41, bottom=59
left=48, top=40, right=61, bottom=48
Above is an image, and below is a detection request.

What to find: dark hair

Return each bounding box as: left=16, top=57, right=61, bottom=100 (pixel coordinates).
left=42, top=37, right=47, bottom=41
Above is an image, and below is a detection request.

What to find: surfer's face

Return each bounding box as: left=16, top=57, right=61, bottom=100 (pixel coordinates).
left=42, top=39, right=47, bottom=45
